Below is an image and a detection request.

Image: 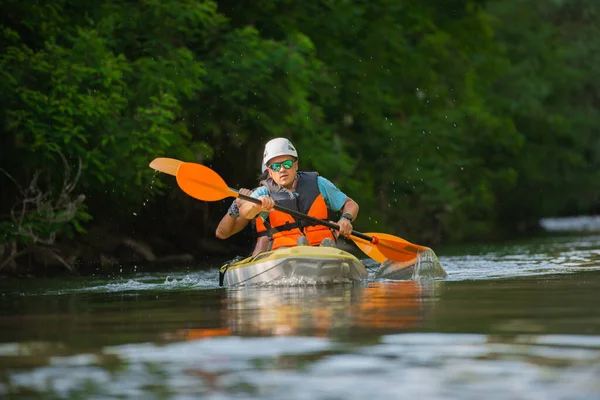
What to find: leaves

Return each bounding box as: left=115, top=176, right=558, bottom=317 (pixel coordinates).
left=0, top=0, right=597, bottom=249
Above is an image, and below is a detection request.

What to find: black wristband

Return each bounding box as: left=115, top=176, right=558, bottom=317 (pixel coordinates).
left=341, top=213, right=354, bottom=222
left=228, top=201, right=240, bottom=218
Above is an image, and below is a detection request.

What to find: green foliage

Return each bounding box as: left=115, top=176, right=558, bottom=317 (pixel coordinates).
left=0, top=204, right=92, bottom=245
left=488, top=0, right=600, bottom=229
left=0, top=0, right=214, bottom=202
left=0, top=159, right=92, bottom=252
left=0, top=0, right=598, bottom=254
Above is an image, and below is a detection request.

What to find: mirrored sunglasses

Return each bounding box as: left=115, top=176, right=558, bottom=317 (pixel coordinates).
left=268, top=159, right=295, bottom=172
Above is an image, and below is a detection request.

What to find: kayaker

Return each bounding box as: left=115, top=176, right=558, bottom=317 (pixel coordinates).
left=238, top=137, right=359, bottom=250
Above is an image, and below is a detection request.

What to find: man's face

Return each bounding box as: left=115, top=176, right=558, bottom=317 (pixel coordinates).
left=266, top=155, right=298, bottom=189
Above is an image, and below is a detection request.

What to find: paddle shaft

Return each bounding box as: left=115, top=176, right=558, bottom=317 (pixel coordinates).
left=155, top=159, right=428, bottom=262
left=234, top=190, right=376, bottom=243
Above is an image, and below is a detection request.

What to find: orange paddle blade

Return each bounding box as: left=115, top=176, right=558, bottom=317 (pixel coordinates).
left=176, top=162, right=238, bottom=202
left=377, top=238, right=422, bottom=263
left=367, top=232, right=429, bottom=253
left=371, top=232, right=429, bottom=263
left=149, top=158, right=183, bottom=176
left=350, top=235, right=387, bottom=263
left=351, top=232, right=430, bottom=264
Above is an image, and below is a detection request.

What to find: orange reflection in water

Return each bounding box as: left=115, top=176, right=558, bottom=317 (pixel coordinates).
left=224, top=286, right=351, bottom=338
left=163, top=327, right=232, bottom=341
left=354, top=281, right=424, bottom=330
left=167, top=280, right=436, bottom=342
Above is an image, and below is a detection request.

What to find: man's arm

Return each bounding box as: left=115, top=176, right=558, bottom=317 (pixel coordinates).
left=316, top=176, right=359, bottom=236
left=215, top=213, right=250, bottom=239
left=215, top=189, right=252, bottom=239
left=339, top=197, right=359, bottom=222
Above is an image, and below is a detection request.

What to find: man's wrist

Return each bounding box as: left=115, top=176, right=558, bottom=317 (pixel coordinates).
left=228, top=202, right=240, bottom=218
left=340, top=213, right=354, bottom=222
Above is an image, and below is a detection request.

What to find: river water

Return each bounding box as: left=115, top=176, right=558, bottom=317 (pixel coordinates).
left=1, top=234, right=600, bottom=399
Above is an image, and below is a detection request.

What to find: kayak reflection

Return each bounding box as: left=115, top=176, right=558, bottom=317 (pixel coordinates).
left=168, top=281, right=441, bottom=341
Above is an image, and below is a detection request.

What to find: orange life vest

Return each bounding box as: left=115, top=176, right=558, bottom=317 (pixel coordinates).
left=255, top=172, right=335, bottom=250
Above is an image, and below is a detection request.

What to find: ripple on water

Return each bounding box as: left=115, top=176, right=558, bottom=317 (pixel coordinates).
left=39, top=270, right=221, bottom=295
left=440, top=235, right=600, bottom=281
left=2, top=333, right=599, bottom=400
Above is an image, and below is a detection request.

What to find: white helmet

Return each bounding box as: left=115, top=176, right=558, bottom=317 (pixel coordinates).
left=262, top=138, right=298, bottom=166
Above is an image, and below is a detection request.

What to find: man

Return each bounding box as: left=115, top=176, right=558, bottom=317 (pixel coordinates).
left=238, top=138, right=359, bottom=250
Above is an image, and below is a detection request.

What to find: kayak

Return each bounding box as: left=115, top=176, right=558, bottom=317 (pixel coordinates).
left=219, top=246, right=368, bottom=286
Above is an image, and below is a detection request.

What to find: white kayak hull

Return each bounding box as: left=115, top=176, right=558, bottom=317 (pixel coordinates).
left=221, top=246, right=368, bottom=286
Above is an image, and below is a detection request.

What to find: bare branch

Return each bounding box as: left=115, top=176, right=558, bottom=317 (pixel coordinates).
left=0, top=168, right=24, bottom=194
left=34, top=246, right=74, bottom=272
left=0, top=152, right=86, bottom=271
left=0, top=243, right=29, bottom=271
left=65, top=158, right=83, bottom=195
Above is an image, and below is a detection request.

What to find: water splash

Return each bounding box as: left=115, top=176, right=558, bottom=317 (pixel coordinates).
left=374, top=249, right=446, bottom=281
left=441, top=235, right=600, bottom=281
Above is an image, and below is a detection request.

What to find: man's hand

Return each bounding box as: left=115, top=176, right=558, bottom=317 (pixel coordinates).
left=235, top=188, right=253, bottom=208
left=257, top=195, right=275, bottom=212
left=336, top=217, right=353, bottom=237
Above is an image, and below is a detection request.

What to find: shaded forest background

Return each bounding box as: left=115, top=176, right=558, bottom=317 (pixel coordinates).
left=1, top=0, right=599, bottom=273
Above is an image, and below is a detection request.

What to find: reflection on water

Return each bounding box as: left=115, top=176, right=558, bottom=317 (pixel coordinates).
left=1, top=234, right=600, bottom=399
left=169, top=281, right=435, bottom=341
left=2, top=333, right=599, bottom=399
left=354, top=281, right=431, bottom=331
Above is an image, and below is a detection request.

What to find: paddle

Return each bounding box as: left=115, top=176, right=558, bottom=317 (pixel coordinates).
left=150, top=159, right=430, bottom=263
left=149, top=158, right=183, bottom=176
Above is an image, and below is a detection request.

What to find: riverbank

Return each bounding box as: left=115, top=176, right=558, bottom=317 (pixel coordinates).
left=2, top=215, right=599, bottom=278
left=0, top=222, right=246, bottom=278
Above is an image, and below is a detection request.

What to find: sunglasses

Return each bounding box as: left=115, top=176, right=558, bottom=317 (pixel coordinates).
left=268, top=159, right=295, bottom=172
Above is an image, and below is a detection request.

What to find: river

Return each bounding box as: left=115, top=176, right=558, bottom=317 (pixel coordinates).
left=1, top=234, right=600, bottom=399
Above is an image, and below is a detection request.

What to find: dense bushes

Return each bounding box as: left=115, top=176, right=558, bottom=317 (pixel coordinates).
left=1, top=0, right=598, bottom=270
